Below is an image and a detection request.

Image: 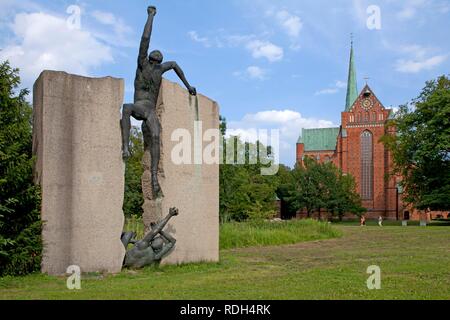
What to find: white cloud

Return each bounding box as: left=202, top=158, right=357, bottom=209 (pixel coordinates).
left=90, top=10, right=134, bottom=47
left=397, top=7, right=417, bottom=20
left=246, top=66, right=267, bottom=80
left=275, top=10, right=303, bottom=39
left=0, top=12, right=113, bottom=85
left=91, top=10, right=116, bottom=25
left=315, top=80, right=346, bottom=95
left=234, top=66, right=268, bottom=80
left=335, top=80, right=347, bottom=89
left=395, top=55, right=448, bottom=73
left=228, top=109, right=335, bottom=165
left=187, top=30, right=211, bottom=47
left=246, top=40, right=284, bottom=62
left=265, top=9, right=302, bottom=50
left=315, top=88, right=339, bottom=95
left=396, top=0, right=428, bottom=20
left=351, top=0, right=367, bottom=25
left=187, top=31, right=283, bottom=62
left=223, top=34, right=256, bottom=47
left=396, top=0, right=450, bottom=21
left=389, top=43, right=448, bottom=73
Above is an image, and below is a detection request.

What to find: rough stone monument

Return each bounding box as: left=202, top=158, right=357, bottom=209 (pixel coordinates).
left=121, top=6, right=220, bottom=266
left=141, top=79, right=220, bottom=265
left=33, top=71, right=126, bottom=275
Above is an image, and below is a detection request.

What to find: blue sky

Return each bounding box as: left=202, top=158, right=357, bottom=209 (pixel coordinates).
left=1, top=0, right=449, bottom=166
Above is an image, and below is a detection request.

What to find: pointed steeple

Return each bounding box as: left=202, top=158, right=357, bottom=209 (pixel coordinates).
left=345, top=37, right=358, bottom=111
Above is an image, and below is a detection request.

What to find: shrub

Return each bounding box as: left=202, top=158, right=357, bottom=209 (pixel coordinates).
left=0, top=61, right=42, bottom=276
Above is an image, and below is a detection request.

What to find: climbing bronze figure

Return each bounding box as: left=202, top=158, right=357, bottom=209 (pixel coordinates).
left=121, top=5, right=197, bottom=198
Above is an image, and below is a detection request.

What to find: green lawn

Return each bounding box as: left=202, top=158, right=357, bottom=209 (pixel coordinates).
left=220, top=219, right=340, bottom=249
left=0, top=224, right=449, bottom=300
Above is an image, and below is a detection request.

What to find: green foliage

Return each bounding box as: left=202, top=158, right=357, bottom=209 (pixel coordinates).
left=219, top=150, right=278, bottom=222
left=286, top=157, right=365, bottom=218
left=219, top=219, right=341, bottom=250
left=383, top=75, right=450, bottom=210
left=123, top=127, right=144, bottom=217
left=0, top=61, right=42, bottom=276
left=123, top=214, right=145, bottom=239
left=219, top=116, right=278, bottom=222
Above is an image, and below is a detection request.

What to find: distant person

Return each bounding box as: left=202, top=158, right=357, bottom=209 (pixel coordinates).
left=378, top=216, right=383, bottom=227
left=426, top=208, right=432, bottom=221
left=360, top=216, right=366, bottom=227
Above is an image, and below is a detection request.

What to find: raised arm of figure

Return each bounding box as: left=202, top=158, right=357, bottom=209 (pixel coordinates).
left=138, top=6, right=157, bottom=69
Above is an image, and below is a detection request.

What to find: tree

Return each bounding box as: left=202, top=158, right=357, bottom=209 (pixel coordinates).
left=329, top=171, right=366, bottom=220
left=123, top=127, right=144, bottom=217
left=382, top=75, right=450, bottom=211
left=0, top=61, right=42, bottom=276
left=219, top=116, right=277, bottom=222
left=286, top=157, right=365, bottom=219
left=273, top=164, right=297, bottom=219
left=287, top=158, right=326, bottom=217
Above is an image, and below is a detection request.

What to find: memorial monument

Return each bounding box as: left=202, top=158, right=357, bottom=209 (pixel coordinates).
left=122, top=6, right=219, bottom=267
left=33, top=5, right=219, bottom=274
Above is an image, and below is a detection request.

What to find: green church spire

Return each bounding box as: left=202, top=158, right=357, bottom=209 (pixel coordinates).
left=345, top=38, right=358, bottom=111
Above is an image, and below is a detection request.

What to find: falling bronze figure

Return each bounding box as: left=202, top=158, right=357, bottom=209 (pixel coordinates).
left=121, top=5, right=197, bottom=198
left=122, top=207, right=179, bottom=268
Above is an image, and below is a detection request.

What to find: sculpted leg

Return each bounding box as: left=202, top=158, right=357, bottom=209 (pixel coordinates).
left=121, top=104, right=134, bottom=159
left=145, top=114, right=162, bottom=198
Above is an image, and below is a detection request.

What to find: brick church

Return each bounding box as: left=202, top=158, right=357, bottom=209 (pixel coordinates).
left=296, top=43, right=402, bottom=220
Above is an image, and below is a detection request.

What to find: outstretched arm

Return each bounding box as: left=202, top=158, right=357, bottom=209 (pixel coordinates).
left=138, top=6, right=157, bottom=69
left=159, top=230, right=176, bottom=244
left=162, top=61, right=197, bottom=95
left=155, top=231, right=176, bottom=260
left=142, top=208, right=178, bottom=244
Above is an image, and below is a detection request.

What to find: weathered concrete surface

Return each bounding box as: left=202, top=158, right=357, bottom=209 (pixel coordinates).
left=142, top=79, right=220, bottom=265
left=33, top=71, right=126, bottom=275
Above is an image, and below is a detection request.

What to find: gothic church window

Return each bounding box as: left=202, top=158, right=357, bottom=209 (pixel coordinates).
left=361, top=130, right=373, bottom=200
left=364, top=113, right=369, bottom=122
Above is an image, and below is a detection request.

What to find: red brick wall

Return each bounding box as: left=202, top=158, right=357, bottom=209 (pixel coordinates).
left=296, top=143, right=304, bottom=164
left=341, top=86, right=397, bottom=218
left=295, top=86, right=405, bottom=220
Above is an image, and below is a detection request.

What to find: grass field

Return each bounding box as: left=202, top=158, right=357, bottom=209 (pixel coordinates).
left=0, top=223, right=449, bottom=300
left=220, top=219, right=341, bottom=249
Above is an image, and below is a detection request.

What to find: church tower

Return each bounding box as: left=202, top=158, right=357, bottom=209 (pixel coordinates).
left=339, top=41, right=398, bottom=219
left=345, top=40, right=358, bottom=111
left=296, top=39, right=400, bottom=219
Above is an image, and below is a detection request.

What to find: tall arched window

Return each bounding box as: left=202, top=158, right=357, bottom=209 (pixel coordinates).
left=361, top=130, right=373, bottom=200
left=364, top=112, right=369, bottom=122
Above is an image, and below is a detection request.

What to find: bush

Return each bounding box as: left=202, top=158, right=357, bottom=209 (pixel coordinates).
left=0, top=61, right=42, bottom=276
left=123, top=127, right=144, bottom=217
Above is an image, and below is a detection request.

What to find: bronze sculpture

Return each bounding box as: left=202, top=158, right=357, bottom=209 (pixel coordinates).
left=122, top=207, right=179, bottom=268
left=121, top=5, right=197, bottom=198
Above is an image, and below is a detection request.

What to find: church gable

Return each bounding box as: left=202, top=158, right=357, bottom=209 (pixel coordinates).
left=345, top=85, right=391, bottom=124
